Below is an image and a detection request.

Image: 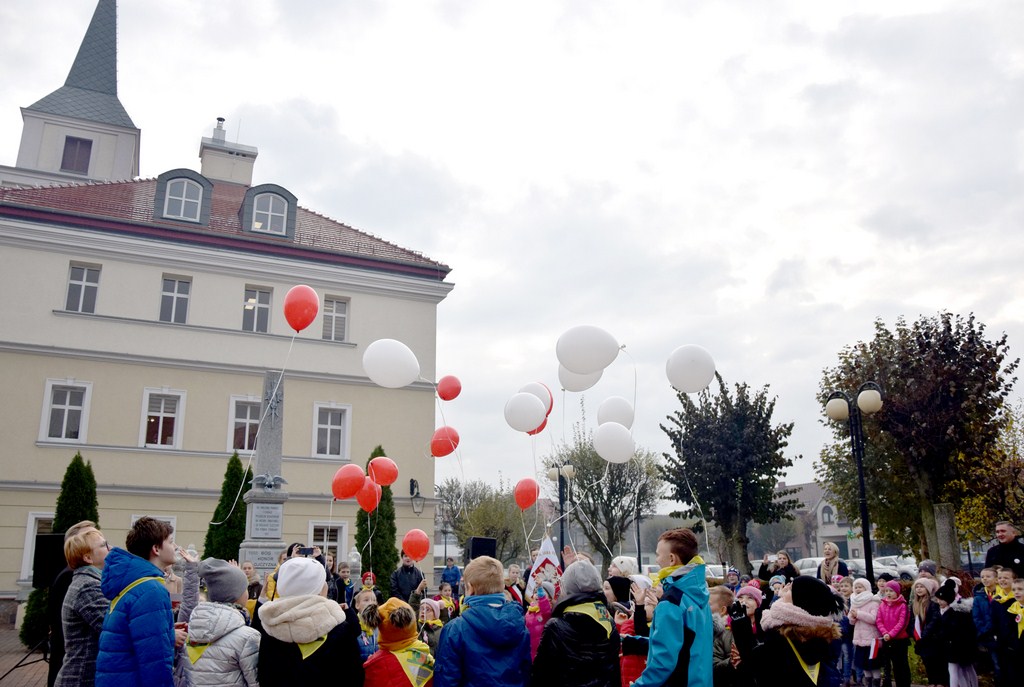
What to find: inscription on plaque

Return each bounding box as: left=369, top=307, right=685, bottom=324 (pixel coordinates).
left=246, top=547, right=282, bottom=572
left=251, top=503, right=283, bottom=539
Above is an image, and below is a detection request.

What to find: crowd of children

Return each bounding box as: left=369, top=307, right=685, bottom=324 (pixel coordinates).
left=46, top=515, right=1024, bottom=687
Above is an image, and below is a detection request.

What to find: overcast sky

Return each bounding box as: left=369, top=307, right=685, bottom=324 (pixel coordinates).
left=3, top=1, right=1022, bottom=508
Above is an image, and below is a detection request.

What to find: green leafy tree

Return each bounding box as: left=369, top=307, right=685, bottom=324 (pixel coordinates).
left=952, top=400, right=1024, bottom=542
left=543, top=420, right=662, bottom=573
left=21, top=453, right=100, bottom=648
left=817, top=438, right=925, bottom=556
left=661, top=374, right=800, bottom=575
left=202, top=453, right=253, bottom=560
left=818, top=313, right=1018, bottom=567
left=355, top=445, right=398, bottom=598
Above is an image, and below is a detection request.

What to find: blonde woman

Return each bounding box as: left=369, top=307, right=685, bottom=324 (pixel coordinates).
left=817, top=542, right=849, bottom=581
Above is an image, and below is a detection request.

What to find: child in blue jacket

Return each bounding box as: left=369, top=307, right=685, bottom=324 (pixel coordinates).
left=434, top=556, right=531, bottom=687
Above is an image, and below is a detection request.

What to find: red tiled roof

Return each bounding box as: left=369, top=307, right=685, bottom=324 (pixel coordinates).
left=0, top=178, right=450, bottom=280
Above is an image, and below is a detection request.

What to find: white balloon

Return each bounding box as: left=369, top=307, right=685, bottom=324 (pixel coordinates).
left=555, top=325, right=620, bottom=375
left=558, top=364, right=602, bottom=392
left=666, top=344, right=716, bottom=393
left=519, top=382, right=553, bottom=415
left=593, top=422, right=634, bottom=464
left=597, top=396, right=635, bottom=429
left=362, top=338, right=420, bottom=388
left=504, top=392, right=547, bottom=433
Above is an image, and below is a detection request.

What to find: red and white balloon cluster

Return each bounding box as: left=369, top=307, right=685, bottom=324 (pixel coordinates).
left=504, top=382, right=554, bottom=436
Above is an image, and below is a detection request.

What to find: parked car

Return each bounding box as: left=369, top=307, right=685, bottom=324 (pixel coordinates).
left=793, top=557, right=825, bottom=577
left=846, top=558, right=898, bottom=581
left=705, top=564, right=725, bottom=580
left=874, top=555, right=917, bottom=581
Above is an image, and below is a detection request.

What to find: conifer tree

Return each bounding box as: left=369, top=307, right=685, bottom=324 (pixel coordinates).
left=203, top=453, right=253, bottom=560
left=355, top=445, right=399, bottom=598
left=21, top=452, right=100, bottom=647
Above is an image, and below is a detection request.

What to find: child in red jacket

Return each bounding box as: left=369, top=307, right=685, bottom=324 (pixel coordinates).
left=362, top=598, right=434, bottom=687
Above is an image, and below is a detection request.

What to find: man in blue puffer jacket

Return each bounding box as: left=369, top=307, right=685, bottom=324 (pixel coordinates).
left=434, top=555, right=531, bottom=687
left=633, top=528, right=713, bottom=687
left=95, top=516, right=177, bottom=687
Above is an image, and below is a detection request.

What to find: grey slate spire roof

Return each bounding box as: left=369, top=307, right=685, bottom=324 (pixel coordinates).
left=26, top=0, right=136, bottom=129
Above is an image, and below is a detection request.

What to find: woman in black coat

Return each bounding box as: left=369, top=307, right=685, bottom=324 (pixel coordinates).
left=532, top=561, right=621, bottom=687
left=757, top=550, right=800, bottom=584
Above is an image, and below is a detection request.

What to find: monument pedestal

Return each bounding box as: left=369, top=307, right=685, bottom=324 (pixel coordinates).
left=238, top=371, right=289, bottom=578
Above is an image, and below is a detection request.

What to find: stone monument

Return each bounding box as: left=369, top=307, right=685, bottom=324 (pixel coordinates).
left=239, top=371, right=289, bottom=578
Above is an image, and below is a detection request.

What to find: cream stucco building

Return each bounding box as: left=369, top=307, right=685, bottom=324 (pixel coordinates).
left=0, top=0, right=450, bottom=603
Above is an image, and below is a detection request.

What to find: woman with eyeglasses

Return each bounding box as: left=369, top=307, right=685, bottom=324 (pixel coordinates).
left=54, top=527, right=109, bottom=687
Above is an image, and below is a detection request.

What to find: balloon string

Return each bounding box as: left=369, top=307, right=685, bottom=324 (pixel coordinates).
left=210, top=334, right=296, bottom=526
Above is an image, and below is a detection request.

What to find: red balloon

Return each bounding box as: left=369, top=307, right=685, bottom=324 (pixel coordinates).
left=402, top=529, right=431, bottom=562
left=368, top=456, right=399, bottom=486
left=332, top=464, right=365, bottom=500
left=437, top=375, right=462, bottom=401
left=430, top=426, right=460, bottom=457
left=283, top=285, right=319, bottom=332
left=527, top=417, right=547, bottom=436
left=514, top=478, right=540, bottom=510
left=356, top=477, right=382, bottom=512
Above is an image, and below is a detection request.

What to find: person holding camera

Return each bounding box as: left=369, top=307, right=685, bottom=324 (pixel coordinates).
left=256, top=557, right=363, bottom=685
left=757, top=551, right=799, bottom=585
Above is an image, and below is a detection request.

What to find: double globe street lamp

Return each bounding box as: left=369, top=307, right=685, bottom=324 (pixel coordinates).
left=825, top=382, right=883, bottom=588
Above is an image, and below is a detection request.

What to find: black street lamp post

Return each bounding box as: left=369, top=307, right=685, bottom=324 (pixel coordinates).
left=547, top=464, right=575, bottom=569
left=825, top=381, right=883, bottom=590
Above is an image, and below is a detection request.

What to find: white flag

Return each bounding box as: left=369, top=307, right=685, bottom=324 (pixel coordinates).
left=525, top=535, right=562, bottom=598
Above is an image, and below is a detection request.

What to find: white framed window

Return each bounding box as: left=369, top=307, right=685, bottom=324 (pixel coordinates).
left=821, top=506, right=834, bottom=524
left=19, top=512, right=55, bottom=583
left=164, top=179, right=202, bottom=221
left=65, top=263, right=100, bottom=313
left=252, top=193, right=287, bottom=234
left=230, top=395, right=261, bottom=451
left=322, top=298, right=348, bottom=342
left=242, top=287, right=271, bottom=333
left=851, top=547, right=860, bottom=557
left=312, top=402, right=352, bottom=459
left=39, top=379, right=92, bottom=443
left=160, top=276, right=191, bottom=324
left=308, top=521, right=348, bottom=566
left=141, top=388, right=186, bottom=449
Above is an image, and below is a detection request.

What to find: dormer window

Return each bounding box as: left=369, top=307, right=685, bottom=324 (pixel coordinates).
left=240, top=184, right=297, bottom=240
left=253, top=193, right=287, bottom=234
left=154, top=169, right=213, bottom=225
left=164, top=179, right=202, bottom=221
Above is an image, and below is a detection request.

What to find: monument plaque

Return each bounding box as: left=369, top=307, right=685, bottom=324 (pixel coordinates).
left=251, top=503, right=283, bottom=539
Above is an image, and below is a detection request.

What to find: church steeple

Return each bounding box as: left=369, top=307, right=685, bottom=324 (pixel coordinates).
left=10, top=0, right=140, bottom=184
left=26, top=0, right=135, bottom=129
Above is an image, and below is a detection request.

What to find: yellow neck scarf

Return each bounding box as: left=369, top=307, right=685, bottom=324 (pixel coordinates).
left=656, top=555, right=705, bottom=583
left=1008, top=601, right=1024, bottom=639
left=785, top=636, right=820, bottom=684
left=994, top=587, right=1012, bottom=602
left=563, top=602, right=614, bottom=638
left=393, top=642, right=435, bottom=687
left=297, top=635, right=328, bottom=660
